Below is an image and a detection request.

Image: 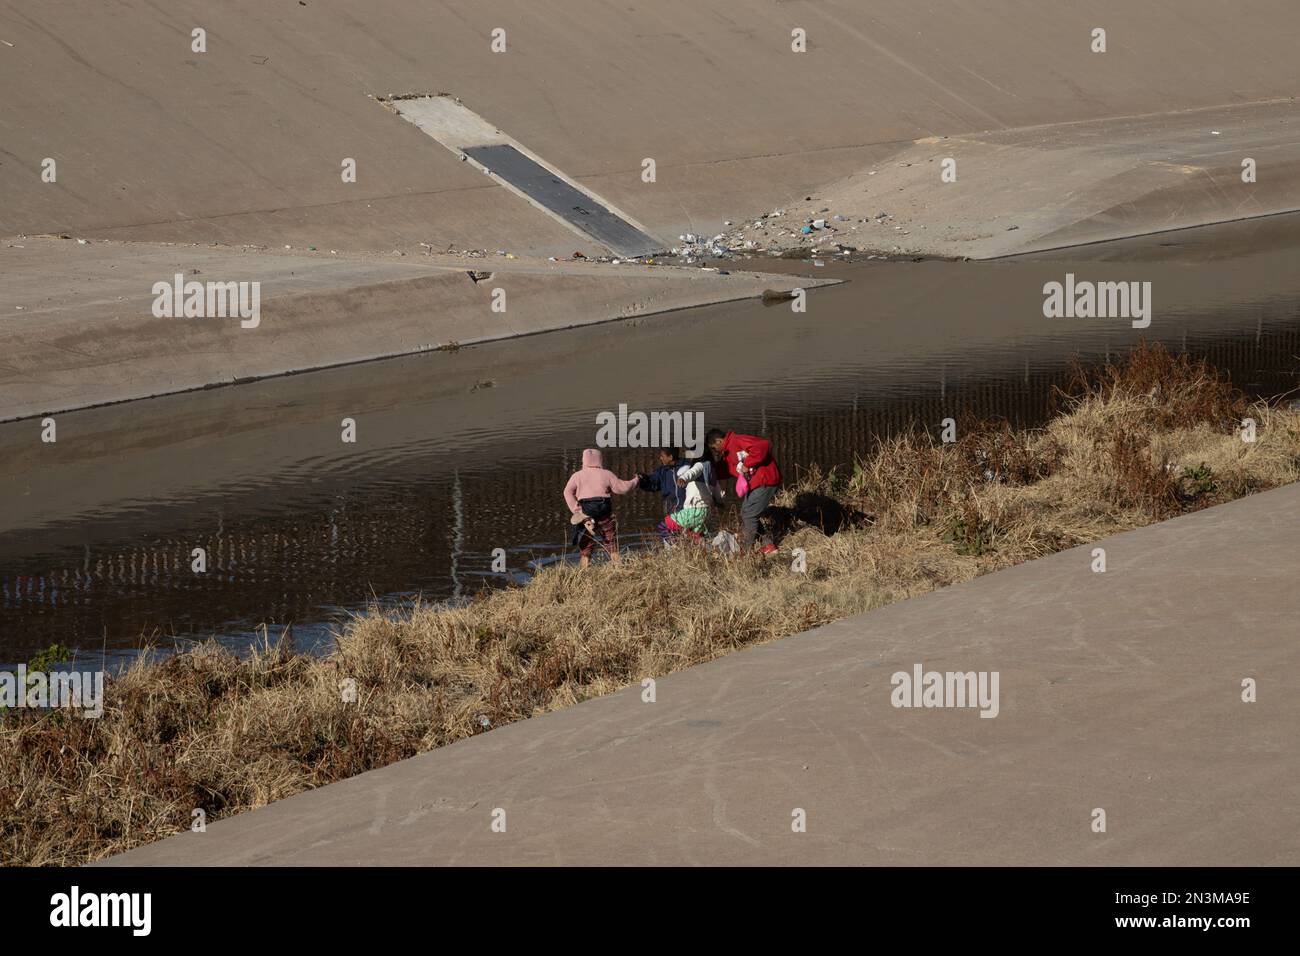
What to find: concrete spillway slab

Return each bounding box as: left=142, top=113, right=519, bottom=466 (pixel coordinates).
left=386, top=95, right=662, bottom=257
left=463, top=144, right=660, bottom=257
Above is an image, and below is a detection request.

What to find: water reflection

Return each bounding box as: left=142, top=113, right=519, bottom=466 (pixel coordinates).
left=2, top=224, right=1298, bottom=667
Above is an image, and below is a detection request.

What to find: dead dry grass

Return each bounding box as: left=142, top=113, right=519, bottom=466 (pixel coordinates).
left=3, top=343, right=1298, bottom=865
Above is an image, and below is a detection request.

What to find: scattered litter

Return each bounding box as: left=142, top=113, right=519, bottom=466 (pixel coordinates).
left=466, top=270, right=492, bottom=283
left=1, top=39, right=14, bottom=47
left=76, top=238, right=88, bottom=245
left=1211, top=130, right=1221, bottom=135
left=470, top=380, right=495, bottom=392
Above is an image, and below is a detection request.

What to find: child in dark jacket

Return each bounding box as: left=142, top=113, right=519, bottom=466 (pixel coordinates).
left=637, top=448, right=685, bottom=515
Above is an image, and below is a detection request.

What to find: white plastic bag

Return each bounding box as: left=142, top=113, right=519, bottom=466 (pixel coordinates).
left=710, top=530, right=740, bottom=555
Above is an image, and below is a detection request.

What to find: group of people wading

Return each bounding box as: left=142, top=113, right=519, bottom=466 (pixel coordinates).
left=562, top=428, right=781, bottom=567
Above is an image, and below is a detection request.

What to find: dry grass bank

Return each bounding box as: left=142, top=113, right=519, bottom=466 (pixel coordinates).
left=3, top=344, right=1298, bottom=865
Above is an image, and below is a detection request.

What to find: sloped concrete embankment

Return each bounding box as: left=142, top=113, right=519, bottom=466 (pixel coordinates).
left=0, top=238, right=826, bottom=421
left=3, top=1, right=1300, bottom=257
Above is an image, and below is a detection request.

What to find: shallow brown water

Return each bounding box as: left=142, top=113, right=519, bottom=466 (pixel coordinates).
left=1, top=216, right=1298, bottom=667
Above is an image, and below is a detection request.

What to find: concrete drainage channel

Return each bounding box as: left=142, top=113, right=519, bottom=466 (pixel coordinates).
left=381, top=93, right=663, bottom=258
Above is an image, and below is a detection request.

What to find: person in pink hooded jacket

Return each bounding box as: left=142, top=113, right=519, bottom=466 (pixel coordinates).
left=563, top=448, right=640, bottom=567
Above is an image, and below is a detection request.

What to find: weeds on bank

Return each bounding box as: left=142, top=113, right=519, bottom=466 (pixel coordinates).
left=2, top=344, right=1297, bottom=866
